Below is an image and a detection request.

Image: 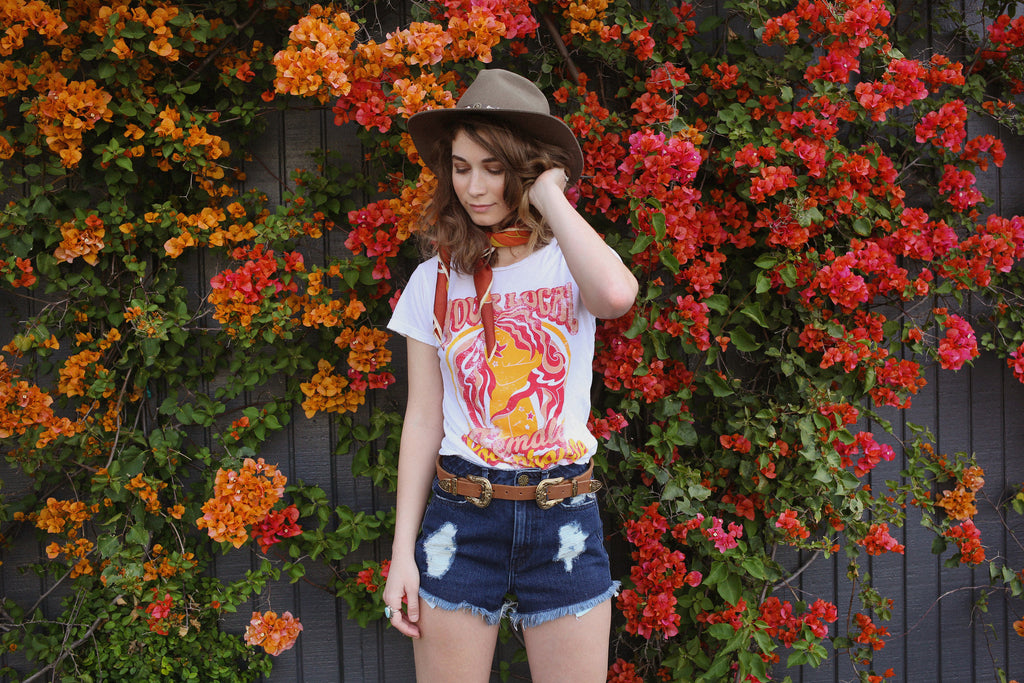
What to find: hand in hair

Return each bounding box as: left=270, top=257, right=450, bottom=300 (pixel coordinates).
left=527, top=166, right=570, bottom=210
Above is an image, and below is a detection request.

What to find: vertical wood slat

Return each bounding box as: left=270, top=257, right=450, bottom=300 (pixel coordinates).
left=900, top=358, right=942, bottom=683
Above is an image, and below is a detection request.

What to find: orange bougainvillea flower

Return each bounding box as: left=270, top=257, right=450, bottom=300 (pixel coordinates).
left=54, top=215, right=106, bottom=265
left=244, top=610, right=302, bottom=656
left=299, top=358, right=361, bottom=417
left=935, top=486, right=978, bottom=521
left=196, top=458, right=287, bottom=548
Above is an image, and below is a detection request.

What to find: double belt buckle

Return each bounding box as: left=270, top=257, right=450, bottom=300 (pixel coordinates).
left=439, top=474, right=493, bottom=508
left=535, top=477, right=565, bottom=509
left=536, top=477, right=602, bottom=509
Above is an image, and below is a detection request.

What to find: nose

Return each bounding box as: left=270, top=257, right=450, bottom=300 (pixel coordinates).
left=467, top=170, right=486, bottom=196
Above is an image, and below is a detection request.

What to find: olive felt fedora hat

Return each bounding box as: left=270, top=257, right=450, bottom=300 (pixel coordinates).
left=407, top=68, right=584, bottom=184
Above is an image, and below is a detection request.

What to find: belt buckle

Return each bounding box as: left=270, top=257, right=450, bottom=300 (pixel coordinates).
left=464, top=474, right=493, bottom=508
left=535, top=476, right=565, bottom=509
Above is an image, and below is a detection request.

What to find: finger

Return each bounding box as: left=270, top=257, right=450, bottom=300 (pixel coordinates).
left=394, top=614, right=421, bottom=639
left=405, top=591, right=420, bottom=624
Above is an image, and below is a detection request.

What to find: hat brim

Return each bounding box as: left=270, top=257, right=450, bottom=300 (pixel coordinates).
left=407, top=107, right=584, bottom=184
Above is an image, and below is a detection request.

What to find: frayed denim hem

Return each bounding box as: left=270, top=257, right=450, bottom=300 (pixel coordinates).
left=419, top=588, right=506, bottom=626
left=508, top=581, right=620, bottom=630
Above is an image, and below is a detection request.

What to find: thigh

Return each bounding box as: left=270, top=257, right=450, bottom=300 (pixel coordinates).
left=413, top=602, right=501, bottom=683
left=521, top=598, right=612, bottom=683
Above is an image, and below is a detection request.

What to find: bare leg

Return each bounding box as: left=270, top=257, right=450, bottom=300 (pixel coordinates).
left=521, top=598, right=612, bottom=683
left=412, top=602, right=501, bottom=683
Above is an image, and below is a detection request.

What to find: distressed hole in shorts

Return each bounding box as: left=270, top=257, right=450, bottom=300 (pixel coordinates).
left=423, top=521, right=458, bottom=579
left=554, top=521, right=588, bottom=572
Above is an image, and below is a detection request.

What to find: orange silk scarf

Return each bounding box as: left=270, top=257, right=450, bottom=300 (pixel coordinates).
left=433, top=228, right=532, bottom=361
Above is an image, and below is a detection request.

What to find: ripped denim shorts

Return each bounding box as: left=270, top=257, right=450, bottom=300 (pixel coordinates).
left=415, top=454, right=619, bottom=629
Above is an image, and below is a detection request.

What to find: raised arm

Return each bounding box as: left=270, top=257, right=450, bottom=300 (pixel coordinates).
left=528, top=168, right=639, bottom=319
left=382, top=336, right=445, bottom=639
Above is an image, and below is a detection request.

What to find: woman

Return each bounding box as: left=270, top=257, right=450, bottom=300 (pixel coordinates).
left=383, top=68, right=638, bottom=683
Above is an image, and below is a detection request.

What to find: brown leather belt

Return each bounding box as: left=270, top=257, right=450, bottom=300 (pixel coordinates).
left=435, top=457, right=603, bottom=509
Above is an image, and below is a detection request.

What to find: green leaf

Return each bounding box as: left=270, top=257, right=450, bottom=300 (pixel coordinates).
left=126, top=522, right=149, bottom=546
left=704, top=294, right=729, bottom=314
left=730, top=326, right=761, bottom=352
left=740, top=302, right=769, bottom=328
left=704, top=372, right=734, bottom=397
left=629, top=234, right=654, bottom=254
left=717, top=573, right=742, bottom=603
left=740, top=557, right=767, bottom=580
left=706, top=622, right=735, bottom=640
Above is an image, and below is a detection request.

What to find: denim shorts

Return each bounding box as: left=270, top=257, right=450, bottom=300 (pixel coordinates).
left=415, top=455, right=619, bottom=629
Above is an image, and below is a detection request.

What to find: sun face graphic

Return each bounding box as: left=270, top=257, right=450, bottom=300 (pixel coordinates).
left=447, top=308, right=569, bottom=463
left=487, top=326, right=544, bottom=437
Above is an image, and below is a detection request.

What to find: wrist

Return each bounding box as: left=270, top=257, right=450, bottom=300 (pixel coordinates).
left=530, top=181, right=566, bottom=216
left=391, top=539, right=417, bottom=560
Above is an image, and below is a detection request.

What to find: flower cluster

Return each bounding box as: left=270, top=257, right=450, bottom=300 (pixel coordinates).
left=252, top=504, right=302, bottom=553
left=142, top=544, right=196, bottom=582
left=354, top=559, right=390, bottom=594
left=299, top=358, right=364, bottom=417
left=33, top=497, right=99, bottom=578
left=701, top=515, right=744, bottom=553
left=54, top=215, right=106, bottom=265
left=196, top=458, right=288, bottom=548
left=853, top=612, right=890, bottom=651
left=0, top=357, right=77, bottom=447
left=617, top=504, right=702, bottom=639
left=944, top=520, right=985, bottom=565
left=28, top=75, right=113, bottom=167
left=758, top=596, right=838, bottom=648
left=835, top=431, right=896, bottom=478
left=775, top=509, right=811, bottom=542
left=607, top=658, right=644, bottom=683
left=244, top=610, right=302, bottom=656
left=144, top=591, right=175, bottom=635
left=208, top=244, right=302, bottom=330
left=935, top=466, right=984, bottom=522
left=935, top=310, right=979, bottom=370
left=859, top=523, right=905, bottom=556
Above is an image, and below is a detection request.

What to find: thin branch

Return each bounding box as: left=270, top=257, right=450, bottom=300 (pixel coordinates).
left=772, top=549, right=823, bottom=591
left=897, top=585, right=991, bottom=638
left=536, top=11, right=580, bottom=86
left=19, top=593, right=121, bottom=679
left=26, top=565, right=76, bottom=617
left=179, top=8, right=264, bottom=87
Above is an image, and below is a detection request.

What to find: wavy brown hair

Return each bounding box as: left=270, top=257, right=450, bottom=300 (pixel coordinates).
left=415, top=115, right=576, bottom=274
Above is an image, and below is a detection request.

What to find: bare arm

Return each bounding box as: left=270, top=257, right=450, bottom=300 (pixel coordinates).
left=382, top=337, right=445, bottom=638
left=528, top=168, right=639, bottom=319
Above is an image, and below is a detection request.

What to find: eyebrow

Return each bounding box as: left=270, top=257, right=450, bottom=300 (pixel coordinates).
left=451, top=154, right=501, bottom=164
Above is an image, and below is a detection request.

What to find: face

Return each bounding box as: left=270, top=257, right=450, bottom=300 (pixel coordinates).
left=450, top=130, right=513, bottom=228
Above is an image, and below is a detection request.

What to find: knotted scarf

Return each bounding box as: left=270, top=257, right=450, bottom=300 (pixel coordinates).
left=433, top=228, right=532, bottom=361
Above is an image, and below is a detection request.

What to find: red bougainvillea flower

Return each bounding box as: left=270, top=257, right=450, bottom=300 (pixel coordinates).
left=252, top=504, right=303, bottom=553
left=144, top=590, right=174, bottom=635
left=859, top=522, right=905, bottom=556
left=944, top=519, right=985, bottom=564
left=936, top=311, right=979, bottom=370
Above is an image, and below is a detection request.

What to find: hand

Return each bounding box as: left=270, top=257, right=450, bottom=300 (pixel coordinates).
left=382, top=554, right=422, bottom=638
left=527, top=167, right=570, bottom=212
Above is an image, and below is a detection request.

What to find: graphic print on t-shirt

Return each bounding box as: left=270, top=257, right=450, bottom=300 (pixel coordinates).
left=443, top=283, right=589, bottom=469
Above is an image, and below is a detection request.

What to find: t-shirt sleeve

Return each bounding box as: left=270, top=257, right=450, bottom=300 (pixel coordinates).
left=387, top=258, right=439, bottom=347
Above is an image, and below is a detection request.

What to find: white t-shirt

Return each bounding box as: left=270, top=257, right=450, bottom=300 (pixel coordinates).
left=388, top=240, right=598, bottom=470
